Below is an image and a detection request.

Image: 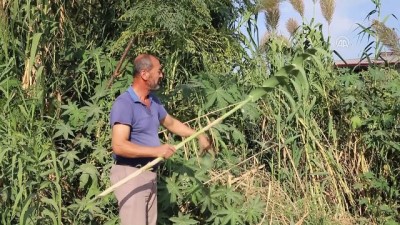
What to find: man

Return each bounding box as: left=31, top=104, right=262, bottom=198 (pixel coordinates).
left=109, top=54, right=210, bottom=225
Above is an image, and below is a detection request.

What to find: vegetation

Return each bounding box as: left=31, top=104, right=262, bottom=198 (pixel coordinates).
left=0, top=0, right=399, bottom=224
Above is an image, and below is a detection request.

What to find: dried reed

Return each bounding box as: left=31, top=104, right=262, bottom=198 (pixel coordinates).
left=320, top=0, right=335, bottom=25
left=289, top=0, right=304, bottom=18
left=257, top=0, right=279, bottom=12
left=372, top=20, right=400, bottom=55
left=265, top=6, right=280, bottom=31
left=286, top=18, right=300, bottom=36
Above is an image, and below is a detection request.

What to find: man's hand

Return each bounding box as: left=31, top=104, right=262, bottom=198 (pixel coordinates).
left=198, top=134, right=212, bottom=152
left=157, top=144, right=176, bottom=159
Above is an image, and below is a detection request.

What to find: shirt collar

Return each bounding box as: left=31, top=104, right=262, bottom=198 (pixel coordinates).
left=127, top=87, right=153, bottom=104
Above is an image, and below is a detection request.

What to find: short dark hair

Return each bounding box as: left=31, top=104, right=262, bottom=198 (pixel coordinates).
left=133, top=54, right=153, bottom=76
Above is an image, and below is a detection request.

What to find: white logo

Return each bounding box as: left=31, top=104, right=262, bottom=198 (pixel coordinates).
left=335, top=36, right=350, bottom=48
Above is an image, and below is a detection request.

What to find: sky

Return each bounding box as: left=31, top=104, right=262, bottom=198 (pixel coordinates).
left=255, top=0, right=400, bottom=60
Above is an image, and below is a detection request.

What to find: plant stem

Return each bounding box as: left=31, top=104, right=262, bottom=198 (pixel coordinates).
left=107, top=37, right=135, bottom=89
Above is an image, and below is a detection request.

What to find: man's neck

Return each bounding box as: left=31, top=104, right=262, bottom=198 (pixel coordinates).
left=131, top=82, right=150, bottom=102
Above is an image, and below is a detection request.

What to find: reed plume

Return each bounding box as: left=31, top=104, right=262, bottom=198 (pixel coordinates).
left=257, top=0, right=279, bottom=12
left=286, top=18, right=299, bottom=36
left=260, top=32, right=290, bottom=51
left=320, top=0, right=335, bottom=25
left=289, top=0, right=304, bottom=18
left=265, top=6, right=280, bottom=31
left=372, top=20, right=400, bottom=55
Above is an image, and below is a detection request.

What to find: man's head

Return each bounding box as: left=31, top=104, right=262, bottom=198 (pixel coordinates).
left=133, top=54, right=164, bottom=91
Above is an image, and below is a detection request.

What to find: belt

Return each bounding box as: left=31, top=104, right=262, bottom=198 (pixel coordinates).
left=115, top=160, right=144, bottom=168
left=114, top=160, right=159, bottom=170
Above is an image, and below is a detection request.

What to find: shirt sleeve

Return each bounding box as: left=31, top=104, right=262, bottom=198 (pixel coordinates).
left=110, top=98, right=133, bottom=127
left=151, top=94, right=167, bottom=121
left=158, top=104, right=167, bottom=121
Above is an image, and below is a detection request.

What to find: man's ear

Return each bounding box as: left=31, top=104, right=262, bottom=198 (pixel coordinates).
left=140, top=70, right=149, bottom=81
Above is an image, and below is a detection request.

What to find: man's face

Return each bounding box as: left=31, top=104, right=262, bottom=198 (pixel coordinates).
left=146, top=57, right=164, bottom=91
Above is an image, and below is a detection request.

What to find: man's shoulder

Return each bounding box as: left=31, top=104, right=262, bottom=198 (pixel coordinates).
left=112, top=92, right=133, bottom=108
left=115, top=91, right=132, bottom=103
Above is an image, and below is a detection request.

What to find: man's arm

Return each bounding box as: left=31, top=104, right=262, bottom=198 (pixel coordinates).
left=160, top=114, right=211, bottom=150
left=112, top=123, right=175, bottom=158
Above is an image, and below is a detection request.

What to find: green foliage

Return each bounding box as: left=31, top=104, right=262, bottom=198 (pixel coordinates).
left=0, top=0, right=264, bottom=224
left=255, top=9, right=399, bottom=223
left=336, top=67, right=400, bottom=223
left=1, top=0, right=399, bottom=224
left=157, top=155, right=266, bottom=224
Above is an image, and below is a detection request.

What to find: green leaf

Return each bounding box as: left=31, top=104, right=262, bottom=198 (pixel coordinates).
left=248, top=88, right=266, bottom=102
left=217, top=202, right=244, bottom=225
left=82, top=101, right=103, bottom=120
left=166, top=174, right=183, bottom=203
left=61, top=101, right=85, bottom=127
left=53, top=120, right=75, bottom=139
left=379, top=204, right=394, bottom=213
left=27, top=33, right=42, bottom=78
left=75, top=137, right=93, bottom=150
left=384, top=220, right=400, bottom=225
left=75, top=163, right=99, bottom=189
left=19, top=196, right=32, bottom=225
left=42, top=208, right=57, bottom=225
left=242, top=197, right=265, bottom=224
left=351, top=116, right=363, bottom=130
left=41, top=197, right=59, bottom=211
left=169, top=213, right=199, bottom=225
left=79, top=173, right=90, bottom=189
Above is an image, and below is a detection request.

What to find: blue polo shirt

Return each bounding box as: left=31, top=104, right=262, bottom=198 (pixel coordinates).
left=110, top=87, right=168, bottom=165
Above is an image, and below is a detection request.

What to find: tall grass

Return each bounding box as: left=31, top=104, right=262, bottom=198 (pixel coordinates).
left=0, top=0, right=399, bottom=224
left=257, top=15, right=399, bottom=223
left=371, top=20, right=400, bottom=55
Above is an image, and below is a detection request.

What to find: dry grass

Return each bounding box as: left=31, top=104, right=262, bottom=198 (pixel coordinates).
left=286, top=18, right=300, bottom=37
left=320, top=0, right=335, bottom=25
left=207, top=157, right=360, bottom=225
left=260, top=32, right=290, bottom=51
left=22, top=53, right=43, bottom=91
left=208, top=163, right=300, bottom=224
left=22, top=59, right=33, bottom=90
left=372, top=20, right=400, bottom=55
left=289, top=0, right=304, bottom=18
left=257, top=0, right=279, bottom=12
left=1, top=0, right=8, bottom=9
left=260, top=32, right=271, bottom=49
left=265, top=6, right=280, bottom=31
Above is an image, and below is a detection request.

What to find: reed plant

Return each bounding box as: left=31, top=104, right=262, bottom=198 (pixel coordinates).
left=289, top=0, right=304, bottom=18
left=286, top=18, right=300, bottom=37
left=1, top=0, right=399, bottom=224
left=371, top=20, right=400, bottom=55
left=320, top=0, right=335, bottom=35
